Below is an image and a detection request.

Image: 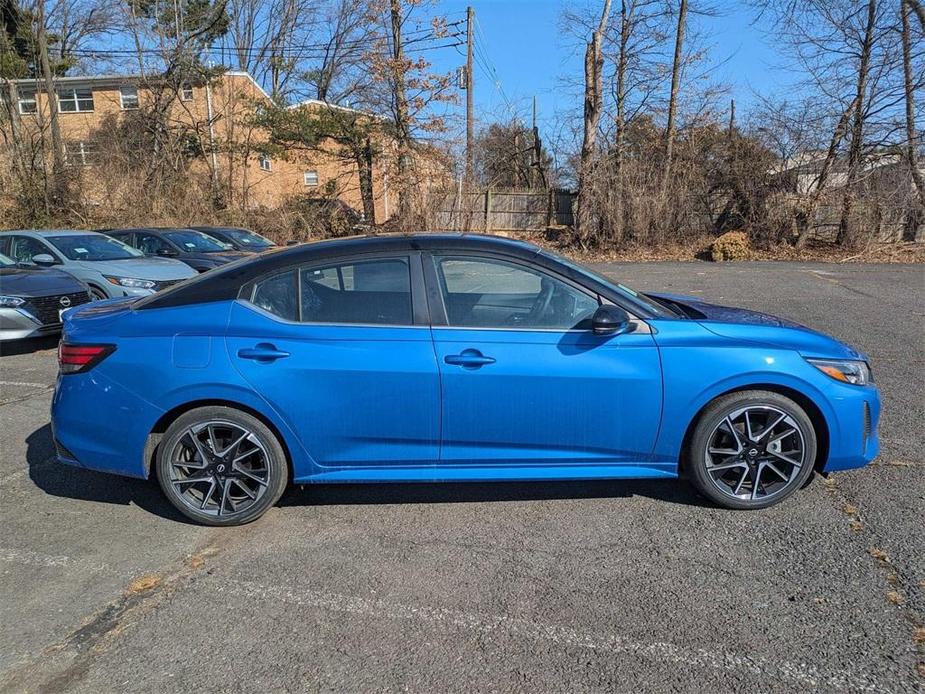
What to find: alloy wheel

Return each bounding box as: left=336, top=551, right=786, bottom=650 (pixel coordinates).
left=166, top=420, right=271, bottom=518
left=704, top=405, right=806, bottom=503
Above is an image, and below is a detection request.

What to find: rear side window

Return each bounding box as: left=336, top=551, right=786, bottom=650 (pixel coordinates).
left=247, top=257, right=412, bottom=326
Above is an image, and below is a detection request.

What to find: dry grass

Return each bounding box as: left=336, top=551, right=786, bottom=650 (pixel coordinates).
left=127, top=574, right=162, bottom=594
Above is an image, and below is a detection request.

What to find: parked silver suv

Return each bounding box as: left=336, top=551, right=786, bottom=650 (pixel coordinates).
left=0, top=230, right=197, bottom=300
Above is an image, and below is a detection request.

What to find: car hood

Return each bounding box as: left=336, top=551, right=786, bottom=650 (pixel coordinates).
left=0, top=266, right=87, bottom=297
left=70, top=257, right=197, bottom=280
left=649, top=292, right=866, bottom=361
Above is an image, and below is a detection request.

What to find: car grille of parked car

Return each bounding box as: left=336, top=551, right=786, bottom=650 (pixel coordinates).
left=27, top=291, right=92, bottom=326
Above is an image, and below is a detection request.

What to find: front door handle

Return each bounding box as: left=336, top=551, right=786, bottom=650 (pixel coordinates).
left=237, top=343, right=290, bottom=362
left=444, top=349, right=496, bottom=368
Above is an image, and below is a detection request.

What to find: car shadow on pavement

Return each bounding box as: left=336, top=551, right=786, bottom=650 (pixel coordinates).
left=26, top=424, right=193, bottom=523
left=280, top=477, right=709, bottom=509
left=0, top=335, right=60, bottom=357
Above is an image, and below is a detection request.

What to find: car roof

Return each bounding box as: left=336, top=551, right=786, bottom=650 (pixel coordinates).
left=2, top=229, right=107, bottom=237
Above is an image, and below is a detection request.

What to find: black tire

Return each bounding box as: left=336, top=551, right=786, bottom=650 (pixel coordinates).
left=156, top=406, right=289, bottom=526
left=88, top=285, right=108, bottom=301
left=687, top=390, right=817, bottom=510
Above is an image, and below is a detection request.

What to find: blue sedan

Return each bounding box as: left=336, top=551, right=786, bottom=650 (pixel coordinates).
left=51, top=234, right=880, bottom=525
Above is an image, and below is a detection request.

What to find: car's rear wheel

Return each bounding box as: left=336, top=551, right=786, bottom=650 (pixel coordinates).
left=687, top=391, right=817, bottom=509
left=156, top=406, right=288, bottom=526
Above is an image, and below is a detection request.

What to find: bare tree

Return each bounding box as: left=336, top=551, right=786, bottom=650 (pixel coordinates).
left=900, top=0, right=925, bottom=211
left=575, top=0, right=611, bottom=240
left=661, top=0, right=686, bottom=191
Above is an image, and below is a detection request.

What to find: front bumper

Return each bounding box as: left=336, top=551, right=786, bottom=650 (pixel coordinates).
left=820, top=383, right=881, bottom=472
left=0, top=307, right=61, bottom=341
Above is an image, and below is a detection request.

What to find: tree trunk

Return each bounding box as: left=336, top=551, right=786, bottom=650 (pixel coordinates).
left=794, top=97, right=858, bottom=248
left=35, top=0, right=67, bottom=205
left=389, top=0, right=411, bottom=227
left=574, top=0, right=611, bottom=243
left=358, top=137, right=376, bottom=224
left=836, top=0, right=876, bottom=247
left=661, top=0, right=687, bottom=192
left=611, top=0, right=630, bottom=244
left=901, top=0, right=925, bottom=213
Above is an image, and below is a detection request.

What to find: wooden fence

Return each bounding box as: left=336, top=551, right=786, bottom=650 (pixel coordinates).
left=431, top=188, right=575, bottom=232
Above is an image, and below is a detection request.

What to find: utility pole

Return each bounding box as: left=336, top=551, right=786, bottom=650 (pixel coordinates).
left=465, top=5, right=474, bottom=184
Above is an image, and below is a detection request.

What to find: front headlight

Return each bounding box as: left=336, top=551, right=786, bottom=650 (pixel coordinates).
left=806, top=358, right=872, bottom=385
left=104, top=276, right=156, bottom=289
left=0, top=295, right=26, bottom=308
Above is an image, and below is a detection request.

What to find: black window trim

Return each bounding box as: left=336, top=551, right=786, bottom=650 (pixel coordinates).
left=239, top=251, right=428, bottom=328
left=423, top=250, right=613, bottom=332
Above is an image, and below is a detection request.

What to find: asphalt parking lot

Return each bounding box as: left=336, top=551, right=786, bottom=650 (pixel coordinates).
left=1, top=261, right=923, bottom=693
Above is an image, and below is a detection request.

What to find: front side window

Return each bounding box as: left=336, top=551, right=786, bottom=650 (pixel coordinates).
left=135, top=233, right=171, bottom=255
left=120, top=86, right=139, bottom=110
left=9, top=236, right=55, bottom=264
left=247, top=257, right=413, bottom=326
left=46, top=234, right=142, bottom=261
left=435, top=256, right=598, bottom=330
left=18, top=89, right=36, bottom=114
left=57, top=87, right=94, bottom=112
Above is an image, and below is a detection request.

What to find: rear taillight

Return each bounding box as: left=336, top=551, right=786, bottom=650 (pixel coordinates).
left=58, top=343, right=115, bottom=375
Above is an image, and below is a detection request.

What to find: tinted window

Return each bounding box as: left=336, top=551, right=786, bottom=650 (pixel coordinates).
left=248, top=258, right=412, bottom=325
left=135, top=233, right=172, bottom=255
left=251, top=270, right=297, bottom=321
left=435, top=256, right=598, bottom=330
left=216, top=228, right=274, bottom=249
left=0, top=252, right=15, bottom=267
left=300, top=258, right=411, bottom=325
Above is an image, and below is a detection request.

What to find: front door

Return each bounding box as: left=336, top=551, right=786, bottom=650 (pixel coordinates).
left=227, top=254, right=440, bottom=472
left=427, top=254, right=663, bottom=471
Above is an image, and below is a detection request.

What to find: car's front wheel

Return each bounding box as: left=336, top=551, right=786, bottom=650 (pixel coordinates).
left=687, top=390, right=817, bottom=509
left=156, top=406, right=289, bottom=526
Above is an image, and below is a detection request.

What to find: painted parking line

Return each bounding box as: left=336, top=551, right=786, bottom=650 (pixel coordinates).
left=0, top=381, right=50, bottom=389
left=217, top=578, right=893, bottom=693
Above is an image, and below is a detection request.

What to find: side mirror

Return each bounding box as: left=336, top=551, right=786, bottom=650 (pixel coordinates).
left=591, top=305, right=630, bottom=336
left=156, top=247, right=179, bottom=257
left=32, top=253, right=58, bottom=267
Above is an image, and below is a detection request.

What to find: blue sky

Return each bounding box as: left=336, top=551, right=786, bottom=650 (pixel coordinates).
left=425, top=0, right=792, bottom=138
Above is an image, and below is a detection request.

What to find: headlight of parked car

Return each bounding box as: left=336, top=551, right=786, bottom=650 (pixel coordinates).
left=0, top=295, right=26, bottom=308
left=104, top=276, right=156, bottom=289
left=806, top=358, right=872, bottom=385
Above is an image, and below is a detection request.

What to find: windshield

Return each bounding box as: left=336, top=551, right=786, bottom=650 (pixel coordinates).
left=47, top=234, right=144, bottom=261
left=217, top=228, right=274, bottom=249
left=539, top=251, right=679, bottom=318
left=164, top=230, right=232, bottom=253
left=0, top=253, right=14, bottom=267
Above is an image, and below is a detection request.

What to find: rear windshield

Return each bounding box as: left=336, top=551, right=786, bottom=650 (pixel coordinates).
left=47, top=234, right=144, bottom=261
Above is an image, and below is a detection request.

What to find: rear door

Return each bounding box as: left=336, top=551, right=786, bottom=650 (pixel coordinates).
left=426, top=253, right=663, bottom=470
left=226, top=252, right=441, bottom=472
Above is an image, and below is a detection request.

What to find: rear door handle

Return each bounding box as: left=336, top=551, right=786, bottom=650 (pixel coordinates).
left=444, top=349, right=496, bottom=368
left=237, top=343, right=290, bottom=362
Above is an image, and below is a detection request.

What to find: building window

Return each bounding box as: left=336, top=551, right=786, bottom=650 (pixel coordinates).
left=180, top=85, right=194, bottom=101
left=259, top=155, right=272, bottom=172
left=119, top=86, right=139, bottom=110
left=64, top=141, right=96, bottom=167
left=57, top=87, right=94, bottom=112
left=303, top=170, right=320, bottom=187
left=17, top=89, right=37, bottom=114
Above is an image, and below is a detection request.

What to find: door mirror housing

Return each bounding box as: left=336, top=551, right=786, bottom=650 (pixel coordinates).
left=591, top=305, right=630, bottom=335
left=156, top=247, right=179, bottom=257
left=32, top=253, right=58, bottom=267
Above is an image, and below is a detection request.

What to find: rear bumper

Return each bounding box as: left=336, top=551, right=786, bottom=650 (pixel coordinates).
left=51, top=369, right=164, bottom=479
left=821, top=384, right=881, bottom=472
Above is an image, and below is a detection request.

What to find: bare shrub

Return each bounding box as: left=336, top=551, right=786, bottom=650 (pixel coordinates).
left=711, top=231, right=750, bottom=261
